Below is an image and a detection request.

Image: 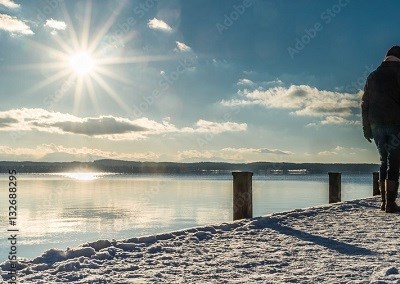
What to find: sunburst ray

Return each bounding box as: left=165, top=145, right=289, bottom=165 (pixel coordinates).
left=73, top=76, right=84, bottom=114
left=88, top=1, right=127, bottom=53
left=80, top=0, right=93, bottom=50
left=23, top=69, right=72, bottom=96
left=91, top=72, right=132, bottom=115
left=85, top=76, right=100, bottom=114
left=95, top=66, right=132, bottom=85
left=60, top=1, right=81, bottom=51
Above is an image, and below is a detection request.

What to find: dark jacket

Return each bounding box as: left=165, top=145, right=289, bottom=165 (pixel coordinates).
left=361, top=61, right=400, bottom=134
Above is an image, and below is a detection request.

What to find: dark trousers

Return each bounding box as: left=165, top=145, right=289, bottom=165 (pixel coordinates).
left=372, top=126, right=400, bottom=181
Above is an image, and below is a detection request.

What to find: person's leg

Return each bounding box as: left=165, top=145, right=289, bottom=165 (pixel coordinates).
left=373, top=128, right=388, bottom=179
left=386, top=131, right=400, bottom=182
left=379, top=155, right=388, bottom=181
left=373, top=126, right=389, bottom=210
left=384, top=127, right=400, bottom=213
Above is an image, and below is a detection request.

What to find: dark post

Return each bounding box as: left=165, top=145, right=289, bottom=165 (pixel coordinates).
left=329, top=172, right=341, bottom=203
left=373, top=172, right=380, bottom=196
left=232, top=172, right=253, bottom=220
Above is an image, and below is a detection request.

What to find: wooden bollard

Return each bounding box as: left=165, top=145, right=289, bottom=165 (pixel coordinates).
left=372, top=172, right=380, bottom=196
left=232, top=172, right=253, bottom=220
left=329, top=172, right=341, bottom=203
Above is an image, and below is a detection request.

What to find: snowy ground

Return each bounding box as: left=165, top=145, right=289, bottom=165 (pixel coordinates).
left=2, top=197, right=400, bottom=283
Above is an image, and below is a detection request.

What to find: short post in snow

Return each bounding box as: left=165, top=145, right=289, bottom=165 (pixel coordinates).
left=372, top=172, right=380, bottom=196
left=232, top=171, right=253, bottom=220
left=329, top=172, right=341, bottom=203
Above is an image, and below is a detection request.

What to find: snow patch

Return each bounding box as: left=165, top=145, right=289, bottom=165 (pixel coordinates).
left=92, top=251, right=112, bottom=260
left=137, top=235, right=157, bottom=244
left=32, top=249, right=66, bottom=265
left=115, top=242, right=141, bottom=252
left=192, top=231, right=213, bottom=241
left=83, top=239, right=112, bottom=251
left=32, top=247, right=95, bottom=265
left=32, top=263, right=50, bottom=272
left=3, top=197, right=400, bottom=283
left=147, top=245, right=163, bottom=254
left=66, top=247, right=96, bottom=259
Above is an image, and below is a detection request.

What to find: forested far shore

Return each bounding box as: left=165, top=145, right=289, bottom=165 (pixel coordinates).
left=0, top=160, right=379, bottom=174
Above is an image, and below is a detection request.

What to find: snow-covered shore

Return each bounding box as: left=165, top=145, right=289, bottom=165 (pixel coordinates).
left=2, top=197, right=400, bottom=283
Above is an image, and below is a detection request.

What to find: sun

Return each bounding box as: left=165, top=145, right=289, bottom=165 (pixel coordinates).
left=69, top=51, right=95, bottom=75
left=18, top=1, right=173, bottom=115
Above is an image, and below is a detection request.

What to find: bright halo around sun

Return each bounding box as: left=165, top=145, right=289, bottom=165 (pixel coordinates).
left=69, top=51, right=95, bottom=75
left=18, top=1, right=173, bottom=115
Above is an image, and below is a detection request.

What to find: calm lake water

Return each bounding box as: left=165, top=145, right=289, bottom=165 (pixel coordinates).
left=0, top=173, right=373, bottom=261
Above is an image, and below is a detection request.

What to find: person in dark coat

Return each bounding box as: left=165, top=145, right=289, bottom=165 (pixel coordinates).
left=362, top=46, right=400, bottom=213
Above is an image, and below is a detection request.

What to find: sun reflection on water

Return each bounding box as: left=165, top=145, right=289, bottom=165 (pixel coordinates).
left=62, top=172, right=111, bottom=181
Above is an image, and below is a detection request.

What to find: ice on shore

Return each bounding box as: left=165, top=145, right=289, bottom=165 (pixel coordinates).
left=2, top=197, right=400, bottom=283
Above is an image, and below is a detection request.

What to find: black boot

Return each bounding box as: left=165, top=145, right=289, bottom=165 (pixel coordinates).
left=385, top=180, right=400, bottom=213
left=379, top=180, right=385, bottom=211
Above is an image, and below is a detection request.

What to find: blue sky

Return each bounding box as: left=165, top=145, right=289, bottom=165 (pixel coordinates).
left=0, top=0, right=398, bottom=163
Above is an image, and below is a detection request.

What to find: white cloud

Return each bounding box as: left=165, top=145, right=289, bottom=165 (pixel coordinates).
left=237, top=78, right=283, bottom=88
left=177, top=150, right=214, bottom=161
left=237, top=79, right=254, bottom=86
left=318, top=150, right=338, bottom=156
left=318, top=146, right=367, bottom=156
left=259, top=148, right=294, bottom=155
left=320, top=116, right=360, bottom=126
left=221, top=147, right=293, bottom=156
left=222, top=84, right=361, bottom=126
left=175, top=41, right=191, bottom=52
left=44, top=18, right=66, bottom=33
left=147, top=18, right=172, bottom=32
left=181, top=120, right=247, bottom=133
left=307, top=116, right=361, bottom=127
left=3, top=145, right=292, bottom=162
left=0, top=144, right=159, bottom=161
left=333, top=146, right=367, bottom=153
left=0, top=0, right=20, bottom=9
left=0, top=14, right=33, bottom=35
left=0, top=145, right=292, bottom=162
left=0, top=145, right=48, bottom=159
left=177, top=147, right=293, bottom=162
left=264, top=79, right=284, bottom=86
left=225, top=85, right=358, bottom=115
left=220, top=147, right=291, bottom=155
left=0, top=108, right=246, bottom=140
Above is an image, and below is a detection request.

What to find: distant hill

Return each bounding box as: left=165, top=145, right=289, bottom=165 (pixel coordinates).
left=0, top=160, right=379, bottom=174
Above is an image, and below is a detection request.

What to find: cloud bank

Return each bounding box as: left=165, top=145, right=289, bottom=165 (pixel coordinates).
left=222, top=84, right=361, bottom=126
left=0, top=144, right=160, bottom=161
left=52, top=117, right=147, bottom=136
left=0, top=108, right=247, bottom=140
left=177, top=147, right=293, bottom=162
left=317, top=146, right=367, bottom=157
